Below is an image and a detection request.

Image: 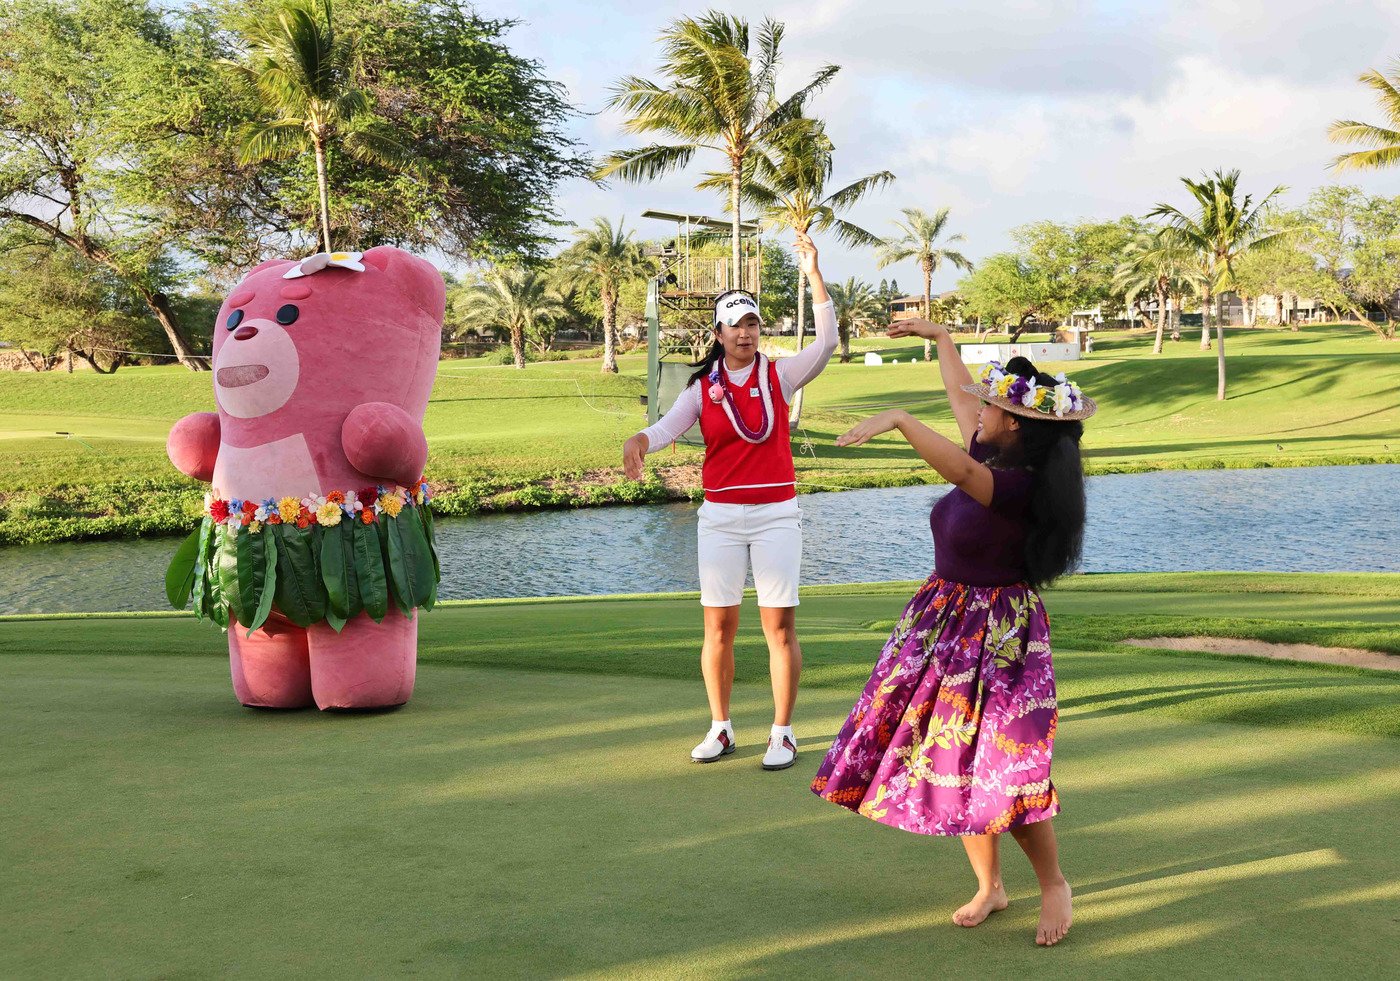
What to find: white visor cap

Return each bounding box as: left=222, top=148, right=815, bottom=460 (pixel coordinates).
left=715, top=292, right=763, bottom=327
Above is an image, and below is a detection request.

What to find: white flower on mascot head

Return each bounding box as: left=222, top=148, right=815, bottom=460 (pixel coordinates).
left=282, top=251, right=366, bottom=279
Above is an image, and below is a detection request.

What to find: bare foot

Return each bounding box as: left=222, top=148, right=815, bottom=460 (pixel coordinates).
left=952, top=884, right=1009, bottom=927
left=1035, top=880, right=1072, bottom=946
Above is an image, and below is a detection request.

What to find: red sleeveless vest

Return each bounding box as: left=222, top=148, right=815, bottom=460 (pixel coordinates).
left=699, top=355, right=796, bottom=504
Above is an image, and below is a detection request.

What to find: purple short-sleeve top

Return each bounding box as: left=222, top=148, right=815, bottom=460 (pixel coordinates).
left=929, top=437, right=1035, bottom=586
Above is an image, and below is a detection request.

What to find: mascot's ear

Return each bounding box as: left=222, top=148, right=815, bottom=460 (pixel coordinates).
left=362, top=246, right=447, bottom=322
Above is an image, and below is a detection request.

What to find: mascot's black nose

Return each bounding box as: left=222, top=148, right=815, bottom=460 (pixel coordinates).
left=234, top=325, right=259, bottom=341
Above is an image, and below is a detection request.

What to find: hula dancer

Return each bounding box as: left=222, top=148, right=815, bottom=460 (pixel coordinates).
left=811, top=316, right=1095, bottom=946
left=622, top=232, right=835, bottom=771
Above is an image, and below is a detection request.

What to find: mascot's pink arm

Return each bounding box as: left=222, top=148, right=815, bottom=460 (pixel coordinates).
left=167, top=412, right=221, bottom=482
left=342, top=402, right=429, bottom=488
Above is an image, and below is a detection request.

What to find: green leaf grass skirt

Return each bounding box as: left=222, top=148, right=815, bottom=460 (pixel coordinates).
left=166, top=504, right=440, bottom=636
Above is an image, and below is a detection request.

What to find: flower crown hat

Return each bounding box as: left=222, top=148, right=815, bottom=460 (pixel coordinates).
left=962, top=361, right=1097, bottom=421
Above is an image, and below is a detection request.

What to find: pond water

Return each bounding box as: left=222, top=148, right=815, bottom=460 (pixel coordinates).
left=2, top=464, right=1396, bottom=615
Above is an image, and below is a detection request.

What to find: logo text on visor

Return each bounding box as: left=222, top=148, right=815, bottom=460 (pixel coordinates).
left=715, top=292, right=761, bottom=327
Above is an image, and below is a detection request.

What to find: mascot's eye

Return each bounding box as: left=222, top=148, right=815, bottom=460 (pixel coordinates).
left=276, top=304, right=299, bottom=325
left=225, top=309, right=243, bottom=330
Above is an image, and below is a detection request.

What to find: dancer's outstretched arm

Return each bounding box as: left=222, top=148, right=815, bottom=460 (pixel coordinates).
left=837, top=409, right=994, bottom=507
left=888, top=319, right=980, bottom=447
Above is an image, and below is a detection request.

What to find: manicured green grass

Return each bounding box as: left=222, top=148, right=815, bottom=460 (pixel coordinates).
left=3, top=322, right=1399, bottom=542
left=2, top=575, right=1398, bottom=976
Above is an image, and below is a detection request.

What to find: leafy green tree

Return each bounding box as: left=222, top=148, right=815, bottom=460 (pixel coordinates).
left=1150, top=169, right=1288, bottom=399
left=1013, top=218, right=1141, bottom=333
left=1231, top=189, right=1388, bottom=330
left=1328, top=59, right=1400, bottom=173
left=1346, top=234, right=1400, bottom=338
left=1355, top=192, right=1400, bottom=239
left=222, top=0, right=413, bottom=253
left=1230, top=216, right=1322, bottom=328
left=596, top=11, right=838, bottom=286
left=220, top=0, right=589, bottom=261
left=456, top=266, right=565, bottom=368
left=957, top=253, right=1042, bottom=333
left=0, top=0, right=246, bottom=368
left=0, top=231, right=159, bottom=371
left=555, top=218, right=652, bottom=373
left=1, top=0, right=587, bottom=372
left=1300, top=185, right=1367, bottom=277
left=956, top=219, right=1138, bottom=341
left=876, top=207, right=972, bottom=358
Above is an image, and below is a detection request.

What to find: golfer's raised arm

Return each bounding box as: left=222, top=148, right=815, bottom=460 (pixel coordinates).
left=776, top=232, right=837, bottom=396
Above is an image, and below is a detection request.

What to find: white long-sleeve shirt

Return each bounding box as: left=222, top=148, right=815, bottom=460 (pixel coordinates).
left=639, top=299, right=837, bottom=452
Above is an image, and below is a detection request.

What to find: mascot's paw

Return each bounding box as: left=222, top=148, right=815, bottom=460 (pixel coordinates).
left=342, top=402, right=428, bottom=490
left=167, top=412, right=221, bottom=482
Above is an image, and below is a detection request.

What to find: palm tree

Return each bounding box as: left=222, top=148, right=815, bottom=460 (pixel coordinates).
left=1148, top=169, right=1288, bottom=399
left=1112, top=230, right=1202, bottom=354
left=1327, top=59, right=1400, bottom=172
left=928, top=294, right=965, bottom=332
left=224, top=0, right=412, bottom=252
left=828, top=278, right=883, bottom=362
left=703, top=115, right=891, bottom=419
left=706, top=117, right=892, bottom=339
left=596, top=12, right=838, bottom=286
left=457, top=267, right=566, bottom=369
left=556, top=218, right=652, bottom=374
left=876, top=207, right=972, bottom=360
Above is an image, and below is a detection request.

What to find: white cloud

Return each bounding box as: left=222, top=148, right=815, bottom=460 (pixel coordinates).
left=480, top=0, right=1400, bottom=290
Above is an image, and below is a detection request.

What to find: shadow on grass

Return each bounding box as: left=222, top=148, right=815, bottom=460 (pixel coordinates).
left=1058, top=677, right=1316, bottom=716
left=2, top=652, right=1398, bottom=976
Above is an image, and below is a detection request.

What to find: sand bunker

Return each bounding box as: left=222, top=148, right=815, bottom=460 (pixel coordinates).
left=1123, top=636, right=1400, bottom=672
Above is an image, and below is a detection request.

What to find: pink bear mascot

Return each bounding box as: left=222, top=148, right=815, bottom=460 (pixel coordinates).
left=165, top=247, right=445, bottom=711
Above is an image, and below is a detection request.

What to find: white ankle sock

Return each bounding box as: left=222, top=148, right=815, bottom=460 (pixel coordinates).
left=710, top=719, right=733, bottom=736
left=771, top=724, right=794, bottom=739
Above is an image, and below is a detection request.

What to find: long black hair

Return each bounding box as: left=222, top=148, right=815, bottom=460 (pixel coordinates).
left=688, top=290, right=758, bottom=387
left=991, top=356, right=1087, bottom=590
left=688, top=334, right=725, bottom=388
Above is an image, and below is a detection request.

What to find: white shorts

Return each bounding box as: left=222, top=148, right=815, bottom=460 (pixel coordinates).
left=696, top=498, right=802, bottom=608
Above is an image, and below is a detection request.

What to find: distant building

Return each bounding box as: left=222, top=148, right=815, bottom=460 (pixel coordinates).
left=888, top=295, right=923, bottom=321
left=888, top=290, right=961, bottom=323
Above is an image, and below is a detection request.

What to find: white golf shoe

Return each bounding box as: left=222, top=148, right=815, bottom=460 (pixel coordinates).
left=691, top=725, right=736, bottom=763
left=762, top=732, right=798, bottom=771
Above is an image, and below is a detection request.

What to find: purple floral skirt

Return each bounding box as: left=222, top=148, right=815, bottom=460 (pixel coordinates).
left=812, top=574, right=1059, bottom=836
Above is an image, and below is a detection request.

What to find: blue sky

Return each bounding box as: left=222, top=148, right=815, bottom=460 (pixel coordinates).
left=484, top=0, right=1400, bottom=292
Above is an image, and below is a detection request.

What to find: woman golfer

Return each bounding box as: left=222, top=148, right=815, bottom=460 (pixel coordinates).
left=810, top=317, right=1094, bottom=946
left=622, top=232, right=834, bottom=771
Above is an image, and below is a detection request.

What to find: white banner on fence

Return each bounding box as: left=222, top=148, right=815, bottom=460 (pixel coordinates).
left=959, top=342, right=1080, bottom=364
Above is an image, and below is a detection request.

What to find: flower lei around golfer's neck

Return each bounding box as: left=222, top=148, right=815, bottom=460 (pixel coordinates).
left=707, top=354, right=775, bottom=444
left=204, top=480, right=431, bottom=534
left=979, top=361, right=1086, bottom=417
